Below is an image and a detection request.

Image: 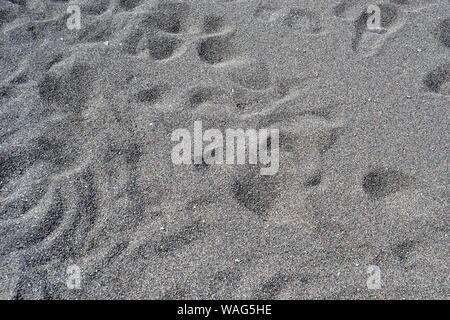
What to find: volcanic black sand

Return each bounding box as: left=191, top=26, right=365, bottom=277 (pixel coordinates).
left=0, top=0, right=449, bottom=299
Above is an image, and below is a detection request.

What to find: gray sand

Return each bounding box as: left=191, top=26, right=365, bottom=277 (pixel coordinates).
left=0, top=0, right=448, bottom=299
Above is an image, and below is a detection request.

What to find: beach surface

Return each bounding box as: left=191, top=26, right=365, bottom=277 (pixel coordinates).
left=0, top=0, right=449, bottom=299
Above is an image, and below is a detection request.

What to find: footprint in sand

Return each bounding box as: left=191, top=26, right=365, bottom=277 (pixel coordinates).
left=203, top=14, right=228, bottom=34
left=135, top=84, right=169, bottom=104
left=148, top=35, right=185, bottom=61
left=38, top=63, right=96, bottom=115
left=117, top=2, right=202, bottom=60
left=117, top=2, right=237, bottom=63
left=362, top=168, right=412, bottom=200
left=197, top=34, right=237, bottom=64
left=152, top=1, right=194, bottom=34
left=184, top=86, right=227, bottom=109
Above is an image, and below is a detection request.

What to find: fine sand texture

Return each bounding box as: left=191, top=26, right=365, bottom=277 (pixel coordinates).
left=0, top=0, right=449, bottom=299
